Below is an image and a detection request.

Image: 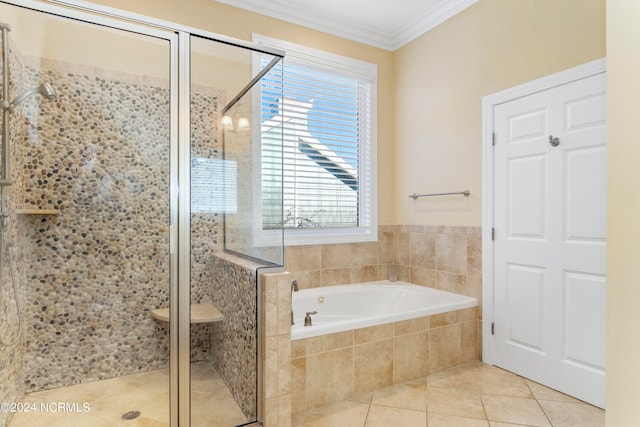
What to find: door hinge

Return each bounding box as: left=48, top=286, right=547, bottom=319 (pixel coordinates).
left=492, top=132, right=496, bottom=146
left=491, top=322, right=495, bottom=335
left=491, top=227, right=495, bottom=241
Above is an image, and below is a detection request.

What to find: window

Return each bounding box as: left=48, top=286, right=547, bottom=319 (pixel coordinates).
left=191, top=158, right=237, bottom=213
left=255, top=35, right=377, bottom=245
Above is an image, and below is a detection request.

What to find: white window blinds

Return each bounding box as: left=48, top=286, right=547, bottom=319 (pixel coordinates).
left=257, top=36, right=377, bottom=242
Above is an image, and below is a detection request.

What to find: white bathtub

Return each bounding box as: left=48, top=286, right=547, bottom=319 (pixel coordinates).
left=291, top=280, right=478, bottom=340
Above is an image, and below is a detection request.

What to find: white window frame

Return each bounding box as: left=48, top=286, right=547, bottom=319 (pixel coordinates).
left=252, top=34, right=377, bottom=246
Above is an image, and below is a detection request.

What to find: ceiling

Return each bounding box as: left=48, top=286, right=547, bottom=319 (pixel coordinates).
left=215, top=0, right=479, bottom=51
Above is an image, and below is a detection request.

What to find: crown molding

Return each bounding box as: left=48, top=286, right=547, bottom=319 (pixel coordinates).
left=216, top=0, right=479, bottom=51
left=391, top=0, right=479, bottom=50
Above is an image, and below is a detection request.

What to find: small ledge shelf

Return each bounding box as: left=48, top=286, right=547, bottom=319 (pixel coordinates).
left=16, top=208, right=60, bottom=215
left=150, top=303, right=224, bottom=324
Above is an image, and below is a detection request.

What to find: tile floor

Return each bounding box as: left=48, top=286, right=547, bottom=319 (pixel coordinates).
left=294, top=362, right=605, bottom=427
left=9, top=362, right=246, bottom=427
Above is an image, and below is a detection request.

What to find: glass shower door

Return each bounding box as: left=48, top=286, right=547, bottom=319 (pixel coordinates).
left=188, top=35, right=283, bottom=426
left=0, top=2, right=176, bottom=426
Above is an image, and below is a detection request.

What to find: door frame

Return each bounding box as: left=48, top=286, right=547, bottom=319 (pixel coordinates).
left=481, top=57, right=607, bottom=364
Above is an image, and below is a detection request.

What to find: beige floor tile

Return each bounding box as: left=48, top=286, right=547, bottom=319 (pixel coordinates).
left=482, top=395, right=551, bottom=427
left=191, top=391, right=247, bottom=427
left=365, top=404, right=426, bottom=427
left=301, top=400, right=369, bottom=427
left=524, top=380, right=583, bottom=404
left=489, top=422, right=535, bottom=427
left=538, top=400, right=605, bottom=427
left=426, top=386, right=486, bottom=420
left=349, top=392, right=374, bottom=405
left=371, top=382, right=427, bottom=411
left=428, top=413, right=490, bottom=427
left=428, top=363, right=532, bottom=398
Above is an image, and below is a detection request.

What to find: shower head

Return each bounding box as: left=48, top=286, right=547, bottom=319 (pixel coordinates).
left=9, top=83, right=57, bottom=110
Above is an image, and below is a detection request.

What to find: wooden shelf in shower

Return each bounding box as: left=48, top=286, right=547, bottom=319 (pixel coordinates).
left=150, top=303, right=224, bottom=324
left=16, top=208, right=60, bottom=215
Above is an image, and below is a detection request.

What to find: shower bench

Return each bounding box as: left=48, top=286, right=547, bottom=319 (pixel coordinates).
left=150, top=303, right=224, bottom=323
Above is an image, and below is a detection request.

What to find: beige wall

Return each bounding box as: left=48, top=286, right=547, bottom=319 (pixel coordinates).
left=394, top=0, right=605, bottom=226
left=74, top=0, right=396, bottom=226
left=607, top=0, right=640, bottom=424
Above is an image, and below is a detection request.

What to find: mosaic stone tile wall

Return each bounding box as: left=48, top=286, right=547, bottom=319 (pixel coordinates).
left=209, top=252, right=261, bottom=420
left=190, top=88, right=225, bottom=362
left=18, top=57, right=175, bottom=392
left=0, top=56, right=227, bottom=394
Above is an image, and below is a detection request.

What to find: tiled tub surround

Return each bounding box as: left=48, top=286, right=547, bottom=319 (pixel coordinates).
left=291, top=307, right=480, bottom=414
left=284, top=225, right=482, bottom=303
left=261, top=225, right=482, bottom=426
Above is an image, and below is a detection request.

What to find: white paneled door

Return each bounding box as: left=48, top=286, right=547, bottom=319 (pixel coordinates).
left=492, top=72, right=606, bottom=408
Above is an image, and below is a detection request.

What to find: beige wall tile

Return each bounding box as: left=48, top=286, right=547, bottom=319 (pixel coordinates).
left=278, top=335, right=291, bottom=395
left=264, top=279, right=278, bottom=338
left=306, top=348, right=354, bottom=409
left=321, top=268, right=351, bottom=286
left=354, top=340, right=393, bottom=394
left=461, top=321, right=479, bottom=364
left=393, top=332, right=429, bottom=383
left=410, top=267, right=436, bottom=287
left=430, top=324, right=462, bottom=373
left=321, top=244, right=351, bottom=269
left=394, top=317, right=429, bottom=336
left=285, top=245, right=321, bottom=272
left=264, top=337, right=279, bottom=399
left=410, top=232, right=436, bottom=269
left=263, top=396, right=278, bottom=427
left=350, top=242, right=378, bottom=266
left=431, top=308, right=477, bottom=329
left=394, top=231, right=410, bottom=265
left=466, top=234, right=482, bottom=277
left=377, top=264, right=390, bottom=281
left=277, top=275, right=293, bottom=336
left=435, top=271, right=467, bottom=294
left=277, top=395, right=292, bottom=427
left=350, top=265, right=378, bottom=283
left=465, top=275, right=483, bottom=302
left=291, top=357, right=306, bottom=415
left=290, top=270, right=321, bottom=290
left=476, top=321, right=483, bottom=361
left=459, top=307, right=478, bottom=322
left=291, top=340, right=305, bottom=359
left=396, top=264, right=412, bottom=282
left=436, top=234, right=468, bottom=275
left=378, top=230, right=394, bottom=264
left=437, top=225, right=465, bottom=234
left=306, top=331, right=354, bottom=355
left=354, top=324, right=394, bottom=345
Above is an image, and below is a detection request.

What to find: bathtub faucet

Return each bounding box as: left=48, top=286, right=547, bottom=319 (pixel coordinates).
left=291, top=279, right=299, bottom=326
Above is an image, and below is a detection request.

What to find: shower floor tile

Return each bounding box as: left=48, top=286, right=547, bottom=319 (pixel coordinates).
left=8, top=362, right=246, bottom=427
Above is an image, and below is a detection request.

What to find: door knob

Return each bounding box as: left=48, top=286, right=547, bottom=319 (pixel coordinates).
left=548, top=135, right=560, bottom=147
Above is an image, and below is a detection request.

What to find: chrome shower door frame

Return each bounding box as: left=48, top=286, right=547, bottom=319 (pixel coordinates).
left=0, top=1, right=284, bottom=425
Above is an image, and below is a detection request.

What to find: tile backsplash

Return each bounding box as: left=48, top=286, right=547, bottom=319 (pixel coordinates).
left=284, top=225, right=482, bottom=302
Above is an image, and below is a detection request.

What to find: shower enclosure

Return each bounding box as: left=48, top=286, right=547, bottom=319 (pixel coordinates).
left=0, top=1, right=284, bottom=426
